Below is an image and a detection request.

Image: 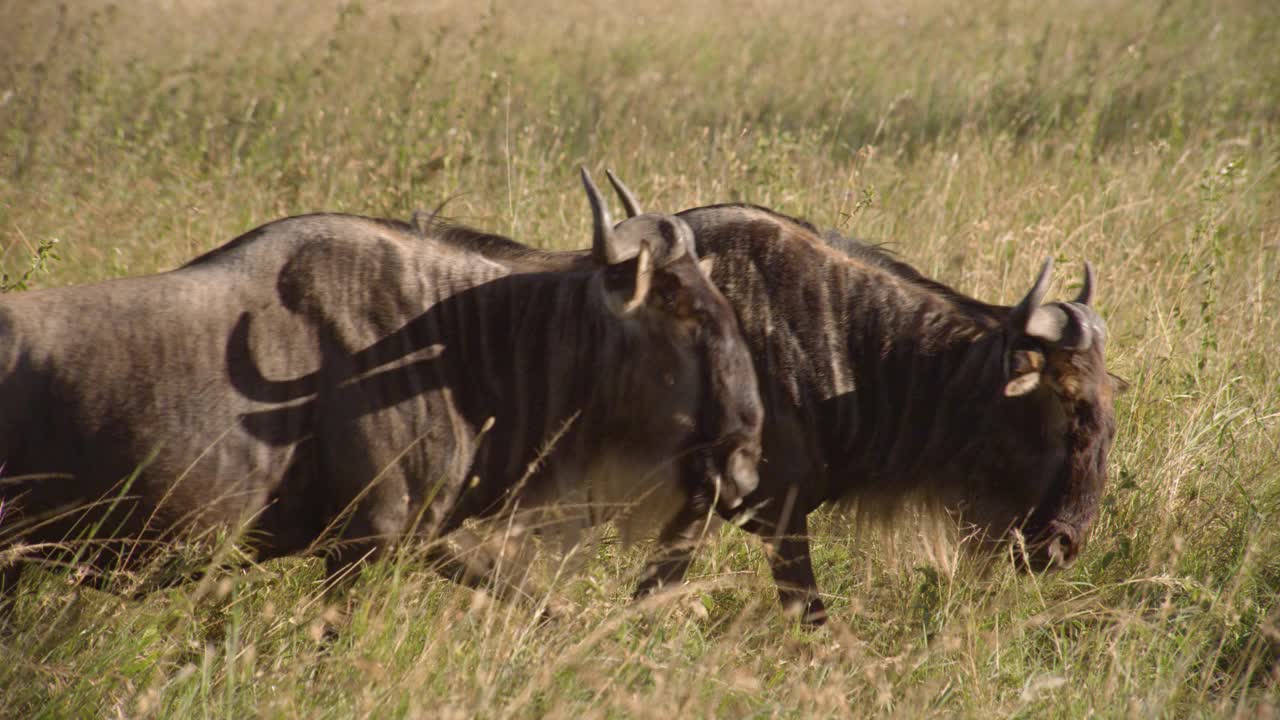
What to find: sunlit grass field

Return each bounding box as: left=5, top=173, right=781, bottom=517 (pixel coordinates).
left=2, top=0, right=1278, bottom=716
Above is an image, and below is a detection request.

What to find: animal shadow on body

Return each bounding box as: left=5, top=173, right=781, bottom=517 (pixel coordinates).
left=0, top=171, right=764, bottom=630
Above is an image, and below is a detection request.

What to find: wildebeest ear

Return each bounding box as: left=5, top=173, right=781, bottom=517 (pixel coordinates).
left=1003, top=348, right=1044, bottom=397
left=1004, top=372, right=1042, bottom=397
left=622, top=240, right=654, bottom=314
left=698, top=256, right=715, bottom=277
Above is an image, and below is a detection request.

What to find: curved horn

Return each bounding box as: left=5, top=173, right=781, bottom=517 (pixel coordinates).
left=1008, top=257, right=1054, bottom=331
left=1074, top=261, right=1095, bottom=306
left=605, top=169, right=642, bottom=218
left=582, top=167, right=620, bottom=265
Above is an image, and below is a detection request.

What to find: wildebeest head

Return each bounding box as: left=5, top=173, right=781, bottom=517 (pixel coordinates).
left=581, top=169, right=763, bottom=511
left=968, top=259, right=1123, bottom=572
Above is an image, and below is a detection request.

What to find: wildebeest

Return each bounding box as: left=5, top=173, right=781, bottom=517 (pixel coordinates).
left=0, top=170, right=764, bottom=615
left=442, top=172, right=1124, bottom=625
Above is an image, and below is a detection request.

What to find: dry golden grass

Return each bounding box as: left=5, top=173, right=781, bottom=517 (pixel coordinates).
left=1, top=0, right=1278, bottom=716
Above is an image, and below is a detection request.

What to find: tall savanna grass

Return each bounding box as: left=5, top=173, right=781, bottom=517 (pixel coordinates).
left=1, top=0, right=1277, bottom=716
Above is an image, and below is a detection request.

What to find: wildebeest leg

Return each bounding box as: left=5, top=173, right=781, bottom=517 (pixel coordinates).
left=322, top=536, right=386, bottom=591
left=633, top=501, right=714, bottom=599
left=319, top=502, right=400, bottom=597
left=0, top=560, right=23, bottom=623
left=763, top=511, right=826, bottom=626
left=319, top=448, right=412, bottom=594
left=423, top=524, right=555, bottom=613
left=318, top=536, right=386, bottom=641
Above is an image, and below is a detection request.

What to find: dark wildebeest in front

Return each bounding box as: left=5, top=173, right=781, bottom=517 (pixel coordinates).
left=442, top=172, right=1124, bottom=625
left=0, top=170, right=764, bottom=616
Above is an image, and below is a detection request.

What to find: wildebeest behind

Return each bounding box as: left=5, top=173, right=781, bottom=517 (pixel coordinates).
left=0, top=170, right=764, bottom=617
left=453, top=173, right=1124, bottom=625
left=632, top=192, right=1122, bottom=624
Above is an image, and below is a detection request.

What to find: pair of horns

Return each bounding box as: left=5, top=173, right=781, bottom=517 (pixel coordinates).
left=581, top=168, right=649, bottom=265
left=582, top=167, right=646, bottom=265
left=582, top=168, right=654, bottom=312
left=1010, top=258, right=1102, bottom=351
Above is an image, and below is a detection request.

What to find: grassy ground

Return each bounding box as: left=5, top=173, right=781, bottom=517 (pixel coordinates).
left=2, top=0, right=1279, bottom=716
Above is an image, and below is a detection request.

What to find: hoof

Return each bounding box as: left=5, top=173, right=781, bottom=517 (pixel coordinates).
left=783, top=596, right=827, bottom=627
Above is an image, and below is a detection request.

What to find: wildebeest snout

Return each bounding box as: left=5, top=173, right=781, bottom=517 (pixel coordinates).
left=723, top=444, right=760, bottom=510
left=1023, top=520, right=1081, bottom=571
left=703, top=440, right=760, bottom=513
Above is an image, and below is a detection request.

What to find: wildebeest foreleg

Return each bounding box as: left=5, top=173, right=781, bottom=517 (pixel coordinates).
left=633, top=502, right=715, bottom=600
left=764, top=512, right=826, bottom=626
left=0, top=560, right=23, bottom=623
left=423, top=524, right=556, bottom=615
